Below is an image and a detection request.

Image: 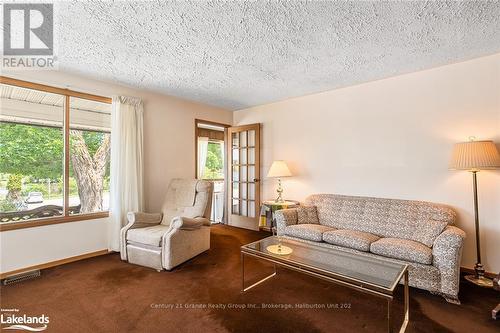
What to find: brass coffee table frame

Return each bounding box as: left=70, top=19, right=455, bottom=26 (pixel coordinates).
left=241, top=240, right=409, bottom=333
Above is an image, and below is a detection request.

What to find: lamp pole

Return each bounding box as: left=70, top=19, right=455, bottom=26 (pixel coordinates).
left=472, top=171, right=483, bottom=276
left=465, top=170, right=493, bottom=287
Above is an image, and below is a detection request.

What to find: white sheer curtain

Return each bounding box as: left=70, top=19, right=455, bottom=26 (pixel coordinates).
left=218, top=141, right=224, bottom=171
left=197, top=137, right=209, bottom=179
left=108, top=96, right=144, bottom=251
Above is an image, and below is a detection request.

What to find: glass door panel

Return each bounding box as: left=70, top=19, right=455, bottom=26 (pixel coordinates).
left=248, top=130, right=255, bottom=147
left=227, top=124, right=260, bottom=230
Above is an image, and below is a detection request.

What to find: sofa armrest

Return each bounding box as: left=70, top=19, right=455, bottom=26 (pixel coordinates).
left=275, top=208, right=298, bottom=235
left=126, top=212, right=162, bottom=224
left=170, top=216, right=210, bottom=230
left=432, top=225, right=466, bottom=298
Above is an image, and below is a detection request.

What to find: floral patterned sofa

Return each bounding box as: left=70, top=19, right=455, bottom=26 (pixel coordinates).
left=275, top=194, right=465, bottom=304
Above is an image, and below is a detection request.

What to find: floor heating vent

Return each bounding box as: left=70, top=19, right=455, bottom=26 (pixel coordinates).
left=2, top=270, right=41, bottom=285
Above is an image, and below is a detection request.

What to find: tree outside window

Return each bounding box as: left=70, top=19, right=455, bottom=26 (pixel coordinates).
left=203, top=141, right=224, bottom=180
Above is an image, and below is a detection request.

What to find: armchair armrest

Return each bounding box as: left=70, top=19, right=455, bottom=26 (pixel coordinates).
left=127, top=212, right=162, bottom=224
left=170, top=216, right=210, bottom=230
left=275, top=208, right=298, bottom=235
left=120, top=212, right=162, bottom=261
left=432, top=225, right=466, bottom=298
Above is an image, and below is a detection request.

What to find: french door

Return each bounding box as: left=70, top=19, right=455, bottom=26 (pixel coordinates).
left=227, top=124, right=261, bottom=230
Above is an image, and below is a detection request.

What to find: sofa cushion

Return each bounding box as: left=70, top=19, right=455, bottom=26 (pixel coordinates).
left=323, top=229, right=380, bottom=252
left=297, top=206, right=319, bottom=225
left=370, top=238, right=432, bottom=265
left=127, top=225, right=170, bottom=247
left=284, top=224, right=335, bottom=242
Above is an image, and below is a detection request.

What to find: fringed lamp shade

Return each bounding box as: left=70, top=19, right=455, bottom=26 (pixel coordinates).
left=449, top=140, right=500, bottom=171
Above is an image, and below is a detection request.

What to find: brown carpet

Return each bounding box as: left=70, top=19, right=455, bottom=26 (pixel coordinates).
left=1, top=225, right=499, bottom=333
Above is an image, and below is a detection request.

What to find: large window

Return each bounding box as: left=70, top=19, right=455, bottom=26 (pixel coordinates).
left=0, top=77, right=111, bottom=230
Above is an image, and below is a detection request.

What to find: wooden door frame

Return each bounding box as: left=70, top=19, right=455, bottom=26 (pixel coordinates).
left=227, top=123, right=261, bottom=230
left=194, top=119, right=230, bottom=223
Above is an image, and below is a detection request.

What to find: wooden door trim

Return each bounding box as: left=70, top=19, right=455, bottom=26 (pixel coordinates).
left=229, top=124, right=261, bottom=132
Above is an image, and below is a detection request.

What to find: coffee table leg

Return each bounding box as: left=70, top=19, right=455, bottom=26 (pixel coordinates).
left=387, top=298, right=393, bottom=333
left=389, top=269, right=410, bottom=333
left=241, top=252, right=245, bottom=292
left=241, top=252, right=277, bottom=292
left=400, top=270, right=410, bottom=333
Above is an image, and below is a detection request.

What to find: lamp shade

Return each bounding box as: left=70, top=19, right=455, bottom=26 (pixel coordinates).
left=267, top=160, right=292, bottom=178
left=449, top=140, right=500, bottom=170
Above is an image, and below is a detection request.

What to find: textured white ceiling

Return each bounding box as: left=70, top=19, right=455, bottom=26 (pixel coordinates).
left=56, top=1, right=500, bottom=110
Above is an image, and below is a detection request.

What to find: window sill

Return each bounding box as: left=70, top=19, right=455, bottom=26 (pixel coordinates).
left=0, top=212, right=109, bottom=232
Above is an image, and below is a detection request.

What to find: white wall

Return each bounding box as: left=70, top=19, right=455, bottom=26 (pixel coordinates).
left=0, top=218, right=108, bottom=273
left=0, top=70, right=232, bottom=273
left=234, top=54, right=500, bottom=273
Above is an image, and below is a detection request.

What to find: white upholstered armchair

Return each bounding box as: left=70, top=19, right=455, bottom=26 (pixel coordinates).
left=120, top=179, right=213, bottom=271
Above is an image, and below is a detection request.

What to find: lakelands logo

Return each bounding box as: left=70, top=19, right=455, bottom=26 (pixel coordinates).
left=0, top=309, right=49, bottom=331
left=2, top=3, right=57, bottom=69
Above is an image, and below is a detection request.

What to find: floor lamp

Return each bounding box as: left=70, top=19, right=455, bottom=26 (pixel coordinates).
left=449, top=138, right=500, bottom=287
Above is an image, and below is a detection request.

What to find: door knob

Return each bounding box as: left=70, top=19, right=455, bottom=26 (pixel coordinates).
left=253, top=178, right=260, bottom=182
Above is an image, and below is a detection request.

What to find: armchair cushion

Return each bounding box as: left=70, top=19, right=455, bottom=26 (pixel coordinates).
left=370, top=238, right=432, bottom=265
left=297, top=206, right=319, bottom=225
left=323, top=229, right=380, bottom=252
left=127, top=225, right=170, bottom=247
left=284, top=224, right=336, bottom=242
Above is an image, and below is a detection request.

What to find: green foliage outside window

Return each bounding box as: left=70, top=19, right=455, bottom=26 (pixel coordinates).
left=0, top=123, right=63, bottom=179
left=203, top=142, right=224, bottom=180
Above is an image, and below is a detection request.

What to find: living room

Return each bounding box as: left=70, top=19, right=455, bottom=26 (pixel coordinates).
left=0, top=1, right=499, bottom=332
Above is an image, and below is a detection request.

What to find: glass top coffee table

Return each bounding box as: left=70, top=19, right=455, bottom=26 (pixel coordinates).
left=241, top=236, right=409, bottom=333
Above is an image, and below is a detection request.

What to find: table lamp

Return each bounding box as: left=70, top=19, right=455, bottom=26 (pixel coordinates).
left=266, top=160, right=292, bottom=203
left=449, top=138, right=500, bottom=287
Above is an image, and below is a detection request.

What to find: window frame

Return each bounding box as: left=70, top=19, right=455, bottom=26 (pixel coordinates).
left=0, top=76, right=112, bottom=232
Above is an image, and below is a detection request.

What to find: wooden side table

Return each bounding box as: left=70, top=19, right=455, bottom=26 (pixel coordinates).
left=259, top=200, right=299, bottom=232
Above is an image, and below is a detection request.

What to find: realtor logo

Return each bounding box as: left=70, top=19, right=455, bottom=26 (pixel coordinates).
left=0, top=309, right=49, bottom=331
left=2, top=3, right=56, bottom=69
